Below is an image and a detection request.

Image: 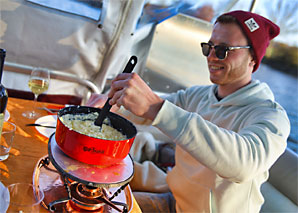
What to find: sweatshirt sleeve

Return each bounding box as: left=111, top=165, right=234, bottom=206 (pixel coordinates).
left=152, top=100, right=290, bottom=183
left=117, top=106, right=153, bottom=125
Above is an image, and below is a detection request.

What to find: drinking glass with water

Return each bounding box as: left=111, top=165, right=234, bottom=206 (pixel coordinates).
left=0, top=121, right=16, bottom=161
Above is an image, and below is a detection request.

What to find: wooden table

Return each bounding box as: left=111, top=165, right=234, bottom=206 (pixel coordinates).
left=0, top=97, right=141, bottom=212
left=0, top=98, right=52, bottom=185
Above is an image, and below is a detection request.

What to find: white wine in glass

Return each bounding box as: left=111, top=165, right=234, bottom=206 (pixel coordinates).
left=22, top=68, right=50, bottom=119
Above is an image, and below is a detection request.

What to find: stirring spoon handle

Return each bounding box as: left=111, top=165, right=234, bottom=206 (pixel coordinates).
left=95, top=56, right=138, bottom=126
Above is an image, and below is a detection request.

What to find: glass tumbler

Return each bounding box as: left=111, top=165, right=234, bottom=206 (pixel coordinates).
left=0, top=121, right=16, bottom=161
left=4, top=183, right=44, bottom=212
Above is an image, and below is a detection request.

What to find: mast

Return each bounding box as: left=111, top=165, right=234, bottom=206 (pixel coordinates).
left=249, top=0, right=258, bottom=12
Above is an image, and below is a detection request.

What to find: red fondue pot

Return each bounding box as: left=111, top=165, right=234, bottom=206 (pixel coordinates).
left=55, top=106, right=137, bottom=165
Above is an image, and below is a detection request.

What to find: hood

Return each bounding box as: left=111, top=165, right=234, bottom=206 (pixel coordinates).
left=210, top=80, right=275, bottom=107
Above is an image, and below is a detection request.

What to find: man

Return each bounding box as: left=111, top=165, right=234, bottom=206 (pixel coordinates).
left=87, top=10, right=290, bottom=212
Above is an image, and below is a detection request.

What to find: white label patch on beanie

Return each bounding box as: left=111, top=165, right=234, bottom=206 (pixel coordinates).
left=244, top=18, right=259, bottom=32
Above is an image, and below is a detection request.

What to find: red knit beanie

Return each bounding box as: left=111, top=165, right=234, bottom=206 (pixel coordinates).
left=222, top=10, right=280, bottom=72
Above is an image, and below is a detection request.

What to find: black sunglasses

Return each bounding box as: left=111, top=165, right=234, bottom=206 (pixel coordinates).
left=201, top=42, right=251, bottom=60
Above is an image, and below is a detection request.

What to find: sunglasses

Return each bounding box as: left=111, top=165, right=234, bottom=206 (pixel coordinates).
left=201, top=42, right=251, bottom=60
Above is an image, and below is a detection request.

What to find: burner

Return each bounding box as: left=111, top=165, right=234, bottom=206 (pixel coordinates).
left=67, top=182, right=107, bottom=211
left=66, top=199, right=104, bottom=212
left=77, top=184, right=105, bottom=198
left=32, top=133, right=135, bottom=212
left=65, top=201, right=103, bottom=212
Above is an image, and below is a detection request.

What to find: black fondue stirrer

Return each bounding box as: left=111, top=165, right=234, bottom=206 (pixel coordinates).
left=94, top=56, right=138, bottom=127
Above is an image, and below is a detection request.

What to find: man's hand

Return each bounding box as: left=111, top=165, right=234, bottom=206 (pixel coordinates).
left=108, top=73, right=164, bottom=121
left=85, top=93, right=120, bottom=112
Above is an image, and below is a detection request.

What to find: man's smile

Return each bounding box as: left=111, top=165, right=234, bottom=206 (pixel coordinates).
left=209, top=64, right=225, bottom=72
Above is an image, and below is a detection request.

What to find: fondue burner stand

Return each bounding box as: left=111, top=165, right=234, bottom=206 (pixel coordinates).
left=33, top=134, right=134, bottom=212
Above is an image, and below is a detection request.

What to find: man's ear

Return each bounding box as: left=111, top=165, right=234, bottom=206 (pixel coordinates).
left=248, top=57, right=256, bottom=73
left=249, top=59, right=256, bottom=67
left=249, top=50, right=256, bottom=67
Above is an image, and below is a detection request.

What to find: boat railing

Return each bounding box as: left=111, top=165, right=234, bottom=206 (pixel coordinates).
left=4, top=62, right=100, bottom=104
left=4, top=62, right=100, bottom=94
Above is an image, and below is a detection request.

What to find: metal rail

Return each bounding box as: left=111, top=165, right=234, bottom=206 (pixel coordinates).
left=4, top=62, right=100, bottom=94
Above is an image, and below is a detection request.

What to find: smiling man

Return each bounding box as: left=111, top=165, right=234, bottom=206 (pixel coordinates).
left=88, top=10, right=290, bottom=212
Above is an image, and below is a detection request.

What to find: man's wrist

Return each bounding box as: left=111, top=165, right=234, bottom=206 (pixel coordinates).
left=147, top=98, right=165, bottom=121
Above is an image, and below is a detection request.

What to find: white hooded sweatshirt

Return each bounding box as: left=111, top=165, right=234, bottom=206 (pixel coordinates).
left=151, top=80, right=290, bottom=212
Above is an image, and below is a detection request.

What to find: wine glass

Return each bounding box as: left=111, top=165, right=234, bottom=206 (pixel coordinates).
left=22, top=67, right=50, bottom=119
